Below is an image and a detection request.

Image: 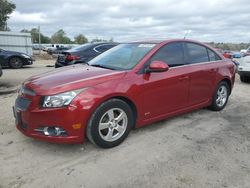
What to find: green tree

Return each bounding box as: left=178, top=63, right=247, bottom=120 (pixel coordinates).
left=74, top=34, right=88, bottom=44
left=222, top=43, right=230, bottom=50
left=109, top=37, right=114, bottom=42
left=20, top=29, right=29, bottom=33
left=20, top=28, right=51, bottom=43
left=51, top=29, right=72, bottom=44
left=91, top=38, right=107, bottom=43
left=0, top=0, right=16, bottom=30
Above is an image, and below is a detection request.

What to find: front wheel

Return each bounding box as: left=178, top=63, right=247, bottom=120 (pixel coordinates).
left=9, top=57, right=23, bottom=69
left=209, top=81, right=230, bottom=111
left=86, top=99, right=134, bottom=148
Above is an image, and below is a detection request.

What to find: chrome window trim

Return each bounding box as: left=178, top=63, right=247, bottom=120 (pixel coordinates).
left=93, top=44, right=110, bottom=53
left=169, top=60, right=224, bottom=70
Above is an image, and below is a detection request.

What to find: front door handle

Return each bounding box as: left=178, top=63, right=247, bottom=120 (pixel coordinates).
left=179, top=76, right=189, bottom=81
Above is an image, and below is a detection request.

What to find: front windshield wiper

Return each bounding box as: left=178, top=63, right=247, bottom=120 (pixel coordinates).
left=90, top=64, right=115, bottom=70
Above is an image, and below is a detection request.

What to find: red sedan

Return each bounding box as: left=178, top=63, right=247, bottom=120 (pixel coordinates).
left=14, top=39, right=236, bottom=148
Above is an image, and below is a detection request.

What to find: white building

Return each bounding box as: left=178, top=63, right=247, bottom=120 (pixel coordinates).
left=0, top=31, right=33, bottom=56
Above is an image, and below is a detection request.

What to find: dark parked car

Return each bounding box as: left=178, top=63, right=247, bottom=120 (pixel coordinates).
left=55, top=42, right=118, bottom=68
left=0, top=48, right=33, bottom=68
left=0, top=64, right=2, bottom=77
left=15, top=39, right=236, bottom=148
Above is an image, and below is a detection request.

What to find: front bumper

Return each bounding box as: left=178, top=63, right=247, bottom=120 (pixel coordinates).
left=23, top=57, right=33, bottom=65
left=14, top=95, right=88, bottom=144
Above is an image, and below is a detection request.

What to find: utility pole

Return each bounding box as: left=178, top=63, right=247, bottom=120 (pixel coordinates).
left=38, top=25, right=41, bottom=55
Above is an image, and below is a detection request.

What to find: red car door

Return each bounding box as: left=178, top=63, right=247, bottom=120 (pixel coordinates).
left=183, top=42, right=218, bottom=106
left=141, top=42, right=189, bottom=120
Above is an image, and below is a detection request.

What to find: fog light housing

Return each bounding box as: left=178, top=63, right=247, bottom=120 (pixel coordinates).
left=35, top=126, right=67, bottom=136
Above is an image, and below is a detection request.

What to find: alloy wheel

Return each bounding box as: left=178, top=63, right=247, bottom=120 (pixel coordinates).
left=216, top=85, right=228, bottom=107
left=98, top=108, right=128, bottom=142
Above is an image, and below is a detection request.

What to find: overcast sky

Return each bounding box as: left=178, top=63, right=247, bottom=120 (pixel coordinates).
left=7, top=0, right=250, bottom=43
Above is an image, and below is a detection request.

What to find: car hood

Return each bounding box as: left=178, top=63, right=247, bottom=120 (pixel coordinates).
left=24, top=64, right=126, bottom=95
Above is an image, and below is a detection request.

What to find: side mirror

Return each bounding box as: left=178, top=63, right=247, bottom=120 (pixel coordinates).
left=145, top=60, right=169, bottom=73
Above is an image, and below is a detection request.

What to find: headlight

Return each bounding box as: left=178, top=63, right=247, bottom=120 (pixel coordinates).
left=43, top=88, right=85, bottom=108
left=21, top=54, right=31, bottom=58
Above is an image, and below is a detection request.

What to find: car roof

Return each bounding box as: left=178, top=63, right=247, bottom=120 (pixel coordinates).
left=67, top=42, right=118, bottom=52
left=123, top=39, right=207, bottom=45
left=91, top=42, right=119, bottom=46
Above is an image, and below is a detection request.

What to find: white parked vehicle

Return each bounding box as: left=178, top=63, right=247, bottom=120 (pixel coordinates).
left=238, top=55, right=250, bottom=82
left=44, top=44, right=65, bottom=52
left=240, top=46, right=250, bottom=55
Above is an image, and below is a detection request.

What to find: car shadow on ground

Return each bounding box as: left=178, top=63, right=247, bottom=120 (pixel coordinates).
left=0, top=82, right=17, bottom=95
left=2, top=66, right=35, bottom=70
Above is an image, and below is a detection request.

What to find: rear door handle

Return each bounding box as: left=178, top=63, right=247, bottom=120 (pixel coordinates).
left=179, top=76, right=189, bottom=81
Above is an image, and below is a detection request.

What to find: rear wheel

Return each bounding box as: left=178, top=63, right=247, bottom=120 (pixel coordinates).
left=209, top=81, right=230, bottom=111
left=87, top=99, right=134, bottom=148
left=9, top=57, right=23, bottom=69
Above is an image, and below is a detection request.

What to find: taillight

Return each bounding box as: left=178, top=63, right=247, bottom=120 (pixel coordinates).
left=66, top=55, right=80, bottom=61
left=223, top=53, right=231, bottom=59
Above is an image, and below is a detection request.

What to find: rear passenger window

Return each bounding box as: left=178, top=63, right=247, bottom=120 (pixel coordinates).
left=185, top=43, right=209, bottom=64
left=150, top=42, right=184, bottom=67
left=208, top=49, right=222, bottom=61
left=94, top=45, right=106, bottom=53
left=94, top=45, right=115, bottom=53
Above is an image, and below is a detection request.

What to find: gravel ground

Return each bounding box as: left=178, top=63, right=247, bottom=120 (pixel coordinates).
left=0, top=61, right=249, bottom=188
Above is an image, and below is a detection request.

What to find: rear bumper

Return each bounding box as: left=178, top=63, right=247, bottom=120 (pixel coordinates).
left=55, top=61, right=71, bottom=68
left=238, top=71, right=250, bottom=77
left=55, top=60, right=84, bottom=68
left=238, top=66, right=250, bottom=76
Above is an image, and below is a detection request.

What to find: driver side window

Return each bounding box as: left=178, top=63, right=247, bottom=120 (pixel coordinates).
left=150, top=42, right=185, bottom=67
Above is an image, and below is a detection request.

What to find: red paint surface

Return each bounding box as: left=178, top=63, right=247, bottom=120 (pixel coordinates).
left=15, top=39, right=236, bottom=144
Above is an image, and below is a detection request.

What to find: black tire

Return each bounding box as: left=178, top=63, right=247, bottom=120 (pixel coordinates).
left=55, top=64, right=60, bottom=68
left=240, top=75, right=249, bottom=83
left=86, top=99, right=134, bottom=148
left=9, top=57, right=23, bottom=69
left=209, top=81, right=230, bottom=111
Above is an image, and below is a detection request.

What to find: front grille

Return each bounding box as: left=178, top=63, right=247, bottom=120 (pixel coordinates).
left=15, top=97, right=31, bottom=111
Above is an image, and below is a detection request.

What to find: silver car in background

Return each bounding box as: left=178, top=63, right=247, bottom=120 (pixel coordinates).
left=238, top=55, right=250, bottom=82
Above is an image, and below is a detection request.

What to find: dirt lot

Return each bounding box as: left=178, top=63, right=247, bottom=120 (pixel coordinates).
left=0, top=61, right=250, bottom=188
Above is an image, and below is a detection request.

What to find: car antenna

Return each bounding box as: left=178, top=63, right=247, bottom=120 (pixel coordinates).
left=183, top=30, right=191, bottom=39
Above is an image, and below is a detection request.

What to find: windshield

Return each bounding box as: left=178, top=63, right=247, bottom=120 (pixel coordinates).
left=89, top=43, right=156, bottom=70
